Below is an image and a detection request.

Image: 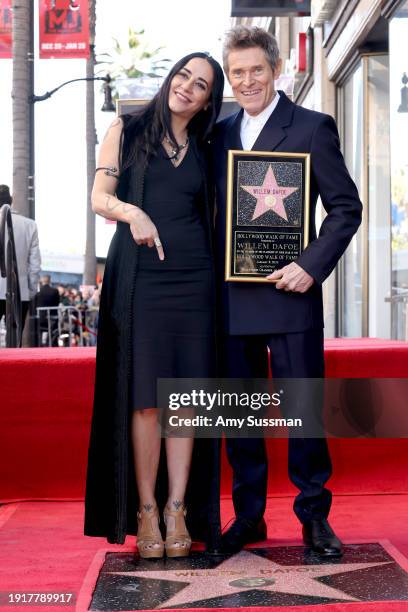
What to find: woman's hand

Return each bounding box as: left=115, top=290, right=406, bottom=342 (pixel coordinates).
left=129, top=209, right=165, bottom=261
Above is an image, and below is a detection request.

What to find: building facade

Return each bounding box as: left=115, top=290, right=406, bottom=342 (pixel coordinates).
left=269, top=0, right=408, bottom=340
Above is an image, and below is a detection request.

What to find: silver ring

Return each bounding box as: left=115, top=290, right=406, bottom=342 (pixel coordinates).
left=154, top=237, right=162, bottom=248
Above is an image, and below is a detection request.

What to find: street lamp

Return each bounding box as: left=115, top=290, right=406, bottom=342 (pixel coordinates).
left=27, top=74, right=114, bottom=220
left=31, top=73, right=115, bottom=111
left=398, top=72, right=408, bottom=113
left=101, top=74, right=115, bottom=112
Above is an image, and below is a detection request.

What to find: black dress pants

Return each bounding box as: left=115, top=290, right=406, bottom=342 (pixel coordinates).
left=219, top=329, right=332, bottom=524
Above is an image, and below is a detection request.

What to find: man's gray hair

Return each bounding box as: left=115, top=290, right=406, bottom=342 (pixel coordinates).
left=223, top=25, right=280, bottom=74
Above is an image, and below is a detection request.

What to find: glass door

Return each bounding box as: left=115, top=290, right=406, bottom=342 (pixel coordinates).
left=337, top=62, right=364, bottom=337
left=337, top=54, right=391, bottom=338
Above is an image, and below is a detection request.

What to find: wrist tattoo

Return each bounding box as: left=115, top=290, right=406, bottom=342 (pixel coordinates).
left=143, top=503, right=154, bottom=512
left=105, top=195, right=135, bottom=216
left=105, top=195, right=117, bottom=211
left=122, top=203, right=134, bottom=214
left=172, top=500, right=184, bottom=511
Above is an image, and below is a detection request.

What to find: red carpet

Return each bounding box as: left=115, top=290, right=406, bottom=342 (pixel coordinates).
left=1, top=340, right=408, bottom=502
left=1, top=496, right=408, bottom=611
left=1, top=340, right=408, bottom=610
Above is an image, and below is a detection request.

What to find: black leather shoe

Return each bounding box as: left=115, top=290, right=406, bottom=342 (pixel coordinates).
left=221, top=517, right=267, bottom=554
left=302, top=518, right=343, bottom=558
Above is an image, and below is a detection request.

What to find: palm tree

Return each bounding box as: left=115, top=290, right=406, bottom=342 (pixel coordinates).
left=83, top=0, right=97, bottom=286
left=11, top=0, right=32, bottom=218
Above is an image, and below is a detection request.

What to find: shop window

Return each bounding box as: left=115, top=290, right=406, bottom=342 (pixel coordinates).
left=337, top=55, right=391, bottom=338
left=389, top=1, right=408, bottom=340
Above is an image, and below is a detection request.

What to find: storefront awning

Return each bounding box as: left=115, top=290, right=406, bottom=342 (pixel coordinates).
left=231, top=0, right=311, bottom=17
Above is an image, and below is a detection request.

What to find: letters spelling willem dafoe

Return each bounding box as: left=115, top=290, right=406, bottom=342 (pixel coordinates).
left=225, top=150, right=310, bottom=282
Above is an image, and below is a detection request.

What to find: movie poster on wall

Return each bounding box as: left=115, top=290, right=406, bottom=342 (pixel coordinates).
left=39, top=0, right=90, bottom=59
left=0, top=0, right=12, bottom=59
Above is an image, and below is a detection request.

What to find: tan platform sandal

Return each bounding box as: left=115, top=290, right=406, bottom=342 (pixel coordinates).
left=136, top=506, right=164, bottom=559
left=164, top=504, right=192, bottom=558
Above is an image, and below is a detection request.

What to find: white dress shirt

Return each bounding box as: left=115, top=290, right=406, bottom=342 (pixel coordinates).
left=240, top=92, right=280, bottom=151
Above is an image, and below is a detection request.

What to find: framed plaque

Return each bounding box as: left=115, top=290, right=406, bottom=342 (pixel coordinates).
left=225, top=150, right=310, bottom=282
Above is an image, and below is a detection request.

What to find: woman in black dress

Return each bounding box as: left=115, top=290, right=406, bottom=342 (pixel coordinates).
left=85, top=53, right=224, bottom=558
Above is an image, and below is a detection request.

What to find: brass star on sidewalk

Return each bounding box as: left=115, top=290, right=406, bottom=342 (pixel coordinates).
left=109, top=550, right=391, bottom=608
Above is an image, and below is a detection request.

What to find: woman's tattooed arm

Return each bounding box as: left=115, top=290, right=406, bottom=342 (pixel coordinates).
left=95, top=166, right=120, bottom=178
left=92, top=116, right=144, bottom=224
left=103, top=194, right=136, bottom=216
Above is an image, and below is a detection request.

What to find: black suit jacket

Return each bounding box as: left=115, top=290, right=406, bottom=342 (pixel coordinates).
left=35, top=285, right=60, bottom=309
left=213, top=91, right=362, bottom=335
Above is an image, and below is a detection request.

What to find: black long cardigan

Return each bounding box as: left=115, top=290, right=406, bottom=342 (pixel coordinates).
left=83, top=123, right=221, bottom=546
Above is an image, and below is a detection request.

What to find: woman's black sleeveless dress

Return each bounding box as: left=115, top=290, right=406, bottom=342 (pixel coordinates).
left=131, top=143, right=215, bottom=409
left=84, top=129, right=221, bottom=548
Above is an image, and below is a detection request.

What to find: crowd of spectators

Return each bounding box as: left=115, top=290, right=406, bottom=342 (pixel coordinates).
left=0, top=273, right=103, bottom=347
left=34, top=277, right=102, bottom=347
left=0, top=183, right=102, bottom=347
left=56, top=284, right=101, bottom=310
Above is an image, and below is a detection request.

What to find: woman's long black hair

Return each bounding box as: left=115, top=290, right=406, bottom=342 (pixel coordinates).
left=119, top=52, right=224, bottom=172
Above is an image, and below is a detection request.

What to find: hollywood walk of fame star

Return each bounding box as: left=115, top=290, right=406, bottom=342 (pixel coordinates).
left=241, top=164, right=299, bottom=222
left=109, top=549, right=392, bottom=609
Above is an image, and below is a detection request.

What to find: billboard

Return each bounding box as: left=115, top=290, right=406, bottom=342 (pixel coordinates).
left=0, top=0, right=12, bottom=59
left=39, top=0, right=90, bottom=59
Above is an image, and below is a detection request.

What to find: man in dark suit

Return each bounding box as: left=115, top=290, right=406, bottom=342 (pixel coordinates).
left=213, top=26, right=362, bottom=557
left=35, top=275, right=60, bottom=308
left=34, top=275, right=60, bottom=346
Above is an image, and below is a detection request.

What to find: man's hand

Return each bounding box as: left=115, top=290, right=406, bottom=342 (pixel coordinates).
left=267, top=262, right=314, bottom=293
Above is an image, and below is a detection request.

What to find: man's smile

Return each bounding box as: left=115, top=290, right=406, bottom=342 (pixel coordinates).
left=241, top=89, right=262, bottom=97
